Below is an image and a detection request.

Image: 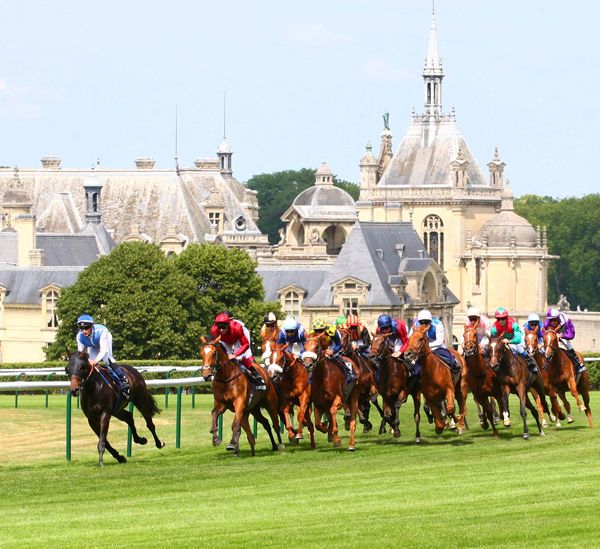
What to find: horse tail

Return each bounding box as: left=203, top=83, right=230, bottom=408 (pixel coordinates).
left=147, top=393, right=162, bottom=417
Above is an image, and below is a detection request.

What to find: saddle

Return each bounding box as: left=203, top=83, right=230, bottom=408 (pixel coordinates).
left=96, top=364, right=130, bottom=410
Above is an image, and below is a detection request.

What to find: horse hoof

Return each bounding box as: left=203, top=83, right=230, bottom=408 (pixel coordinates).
left=212, top=438, right=222, bottom=447
left=347, top=446, right=356, bottom=452
left=541, top=419, right=548, bottom=429
left=378, top=426, right=386, bottom=435
left=226, top=443, right=236, bottom=451
left=456, top=428, right=464, bottom=436
left=278, top=443, right=285, bottom=452
left=294, top=433, right=304, bottom=440
left=522, top=433, right=530, bottom=440
left=393, top=429, right=401, bottom=438
left=539, top=430, right=545, bottom=437
left=157, top=441, right=166, bottom=449
left=549, top=413, right=557, bottom=423
left=503, top=420, right=511, bottom=427
left=481, top=422, right=489, bottom=431
left=117, top=455, right=127, bottom=463
left=579, top=405, right=586, bottom=413
left=415, top=437, right=421, bottom=444
left=137, top=437, right=148, bottom=445
left=555, top=421, right=562, bottom=428
left=333, top=438, right=342, bottom=448
left=567, top=416, right=575, bottom=424
left=435, top=428, right=444, bottom=435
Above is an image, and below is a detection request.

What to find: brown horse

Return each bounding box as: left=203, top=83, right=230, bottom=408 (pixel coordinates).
left=200, top=337, right=284, bottom=456
left=488, top=338, right=545, bottom=439
left=66, top=351, right=165, bottom=466
left=404, top=325, right=463, bottom=435
left=302, top=332, right=362, bottom=450
left=266, top=342, right=316, bottom=448
left=543, top=329, right=593, bottom=428
left=339, top=328, right=381, bottom=432
left=370, top=333, right=422, bottom=442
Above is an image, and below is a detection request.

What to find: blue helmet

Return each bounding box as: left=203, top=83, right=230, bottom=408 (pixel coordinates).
left=77, top=314, right=94, bottom=328
left=282, top=318, right=298, bottom=331
left=377, top=314, right=392, bottom=329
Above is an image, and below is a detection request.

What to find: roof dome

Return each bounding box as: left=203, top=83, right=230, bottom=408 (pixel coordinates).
left=475, top=183, right=537, bottom=247
left=217, top=139, right=232, bottom=154
left=293, top=161, right=355, bottom=208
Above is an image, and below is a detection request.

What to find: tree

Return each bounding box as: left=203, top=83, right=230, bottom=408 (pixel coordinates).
left=47, top=242, right=201, bottom=360
left=246, top=169, right=359, bottom=243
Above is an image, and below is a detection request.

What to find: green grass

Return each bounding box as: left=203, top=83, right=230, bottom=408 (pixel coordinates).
left=1, top=392, right=599, bottom=548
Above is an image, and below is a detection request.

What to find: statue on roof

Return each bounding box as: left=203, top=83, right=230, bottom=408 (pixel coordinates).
left=382, top=112, right=390, bottom=130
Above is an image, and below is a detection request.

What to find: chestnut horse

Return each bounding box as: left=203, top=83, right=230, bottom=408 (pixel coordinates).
left=404, top=325, right=464, bottom=435
left=543, top=329, right=593, bottom=428
left=200, top=337, right=284, bottom=456
left=266, top=342, right=316, bottom=448
left=66, top=351, right=165, bottom=466
left=462, top=327, right=501, bottom=436
left=370, top=333, right=422, bottom=442
left=488, top=338, right=545, bottom=439
left=302, top=332, right=362, bottom=451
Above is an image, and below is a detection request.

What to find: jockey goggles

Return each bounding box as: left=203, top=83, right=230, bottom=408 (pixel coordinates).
left=216, top=322, right=229, bottom=330
left=78, top=323, right=93, bottom=330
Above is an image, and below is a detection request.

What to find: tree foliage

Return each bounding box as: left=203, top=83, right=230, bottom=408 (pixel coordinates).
left=246, top=169, right=359, bottom=244
left=515, top=193, right=600, bottom=310
left=47, top=242, right=281, bottom=360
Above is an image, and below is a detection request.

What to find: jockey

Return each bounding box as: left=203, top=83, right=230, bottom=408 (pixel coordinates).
left=310, top=317, right=355, bottom=384
left=76, top=314, right=130, bottom=399
left=210, top=312, right=265, bottom=390
left=375, top=314, right=408, bottom=357
left=335, top=315, right=347, bottom=330
left=463, top=306, right=491, bottom=354
left=491, top=307, right=538, bottom=373
left=276, top=317, right=307, bottom=355
left=411, top=310, right=461, bottom=374
left=345, top=314, right=371, bottom=356
left=543, top=307, right=586, bottom=375
left=260, top=311, right=279, bottom=342
left=522, top=313, right=544, bottom=346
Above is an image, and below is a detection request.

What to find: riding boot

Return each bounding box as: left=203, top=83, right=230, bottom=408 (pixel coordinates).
left=108, top=364, right=130, bottom=400
left=247, top=365, right=266, bottom=391
left=566, top=348, right=586, bottom=375
left=333, top=356, right=356, bottom=384
left=450, top=359, right=461, bottom=375
left=523, top=353, right=538, bottom=374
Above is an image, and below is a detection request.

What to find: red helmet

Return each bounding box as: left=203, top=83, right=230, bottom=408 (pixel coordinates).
left=346, top=314, right=360, bottom=327
left=495, top=307, right=509, bottom=319
left=214, top=313, right=230, bottom=324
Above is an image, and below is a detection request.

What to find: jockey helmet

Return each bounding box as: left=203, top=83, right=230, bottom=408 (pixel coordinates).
left=326, top=325, right=337, bottom=338
left=346, top=314, right=360, bottom=327
left=495, top=307, right=509, bottom=319
left=77, top=314, right=94, bottom=329
left=312, top=318, right=327, bottom=331
left=417, top=309, right=433, bottom=322
left=377, top=314, right=392, bottom=329
left=466, top=307, right=480, bottom=318
left=282, top=318, right=298, bottom=331
left=214, top=313, right=230, bottom=325
left=527, top=313, right=540, bottom=323
left=263, top=312, right=277, bottom=326
left=546, top=307, right=560, bottom=320
left=335, top=315, right=346, bottom=327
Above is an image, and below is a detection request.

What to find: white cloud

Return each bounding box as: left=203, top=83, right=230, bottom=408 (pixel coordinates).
left=282, top=24, right=355, bottom=48
left=363, top=58, right=412, bottom=82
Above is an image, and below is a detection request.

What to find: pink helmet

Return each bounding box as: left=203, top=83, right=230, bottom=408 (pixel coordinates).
left=546, top=308, right=560, bottom=320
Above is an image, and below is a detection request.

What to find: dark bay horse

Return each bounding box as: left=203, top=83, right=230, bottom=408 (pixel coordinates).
left=543, top=330, right=593, bottom=428
left=66, top=351, right=165, bottom=466
left=370, top=333, right=422, bottom=443
left=462, top=327, right=501, bottom=436
left=404, top=325, right=464, bottom=435
left=266, top=342, right=315, bottom=448
left=200, top=337, right=284, bottom=456
left=302, top=332, right=362, bottom=451
left=488, top=338, right=545, bottom=439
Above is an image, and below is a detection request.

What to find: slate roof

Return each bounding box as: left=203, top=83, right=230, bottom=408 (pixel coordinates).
left=0, top=267, right=82, bottom=304
left=257, top=265, right=329, bottom=302
left=37, top=234, right=101, bottom=266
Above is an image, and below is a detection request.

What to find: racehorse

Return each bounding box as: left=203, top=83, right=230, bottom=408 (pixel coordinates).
left=65, top=351, right=165, bottom=466
left=542, top=329, right=593, bottom=428
left=266, top=342, right=315, bottom=448
left=462, top=327, right=502, bottom=436
left=369, top=333, right=422, bottom=443
left=200, top=337, right=284, bottom=456
left=339, top=327, right=381, bottom=432
left=404, top=325, right=464, bottom=435
left=302, top=332, right=362, bottom=451
left=488, top=338, right=545, bottom=439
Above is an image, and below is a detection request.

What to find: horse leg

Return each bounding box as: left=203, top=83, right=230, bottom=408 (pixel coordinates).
left=89, top=412, right=126, bottom=465
left=501, top=387, right=511, bottom=427
left=347, top=391, right=360, bottom=452
left=227, top=398, right=246, bottom=454
left=281, top=400, right=296, bottom=442
left=114, top=409, right=147, bottom=445
left=525, top=391, right=544, bottom=436
left=577, top=375, right=593, bottom=428
left=314, top=406, right=328, bottom=434
left=381, top=398, right=393, bottom=435
left=303, top=404, right=317, bottom=449
left=567, top=374, right=585, bottom=413
left=295, top=391, right=310, bottom=441
left=210, top=401, right=226, bottom=446
left=475, top=400, right=486, bottom=428
left=239, top=413, right=256, bottom=457
left=529, top=388, right=547, bottom=429
left=253, top=407, right=278, bottom=452
left=412, top=393, right=422, bottom=443
left=559, top=389, right=574, bottom=423
left=263, top=394, right=285, bottom=452
left=330, top=395, right=343, bottom=448
left=429, top=400, right=446, bottom=435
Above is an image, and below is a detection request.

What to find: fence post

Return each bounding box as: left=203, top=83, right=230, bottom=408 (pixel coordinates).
left=45, top=372, right=56, bottom=408
left=66, top=391, right=72, bottom=462
left=191, top=369, right=202, bottom=409
left=218, top=412, right=223, bottom=440
left=164, top=369, right=176, bottom=409
left=253, top=417, right=258, bottom=438
left=126, top=401, right=134, bottom=458
left=176, top=385, right=182, bottom=449
left=14, top=373, right=25, bottom=408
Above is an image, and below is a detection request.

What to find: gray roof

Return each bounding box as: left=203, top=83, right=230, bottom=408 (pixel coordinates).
left=293, top=185, right=355, bottom=208
left=37, top=234, right=101, bottom=266
left=379, top=117, right=488, bottom=187
left=0, top=231, right=18, bottom=264
left=257, top=266, right=329, bottom=302
left=0, top=267, right=82, bottom=304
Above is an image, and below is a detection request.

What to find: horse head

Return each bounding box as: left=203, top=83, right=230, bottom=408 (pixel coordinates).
left=404, top=324, right=429, bottom=363
left=543, top=329, right=559, bottom=360
left=65, top=350, right=93, bottom=396
left=524, top=329, right=540, bottom=357
left=488, top=338, right=509, bottom=370
left=302, top=333, right=325, bottom=373
left=462, top=327, right=479, bottom=357
left=369, top=333, right=391, bottom=362
left=199, top=335, right=226, bottom=380
left=266, top=342, right=289, bottom=379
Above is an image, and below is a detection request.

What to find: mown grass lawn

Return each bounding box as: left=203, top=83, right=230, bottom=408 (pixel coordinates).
left=1, top=391, right=599, bottom=548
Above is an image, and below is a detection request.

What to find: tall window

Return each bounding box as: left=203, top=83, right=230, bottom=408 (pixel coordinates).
left=208, top=212, right=220, bottom=227
left=422, top=215, right=444, bottom=268
left=475, top=257, right=482, bottom=287
left=46, top=290, right=59, bottom=328
left=343, top=297, right=359, bottom=317
left=284, top=291, right=301, bottom=318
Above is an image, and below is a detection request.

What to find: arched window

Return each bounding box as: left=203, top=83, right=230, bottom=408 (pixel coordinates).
left=284, top=291, right=301, bottom=318
left=422, top=215, right=444, bottom=268
left=46, top=290, right=59, bottom=328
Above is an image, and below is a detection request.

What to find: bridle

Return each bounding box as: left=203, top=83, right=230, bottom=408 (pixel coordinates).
left=302, top=336, right=324, bottom=372
left=404, top=329, right=429, bottom=364
left=543, top=329, right=559, bottom=360
left=200, top=341, right=242, bottom=384
left=66, top=354, right=94, bottom=390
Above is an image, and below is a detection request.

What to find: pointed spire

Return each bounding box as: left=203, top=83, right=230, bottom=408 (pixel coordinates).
left=500, top=179, right=515, bottom=212
left=422, top=10, right=444, bottom=117
left=424, top=10, right=443, bottom=73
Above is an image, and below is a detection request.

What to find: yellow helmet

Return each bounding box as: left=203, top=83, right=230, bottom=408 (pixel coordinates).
left=312, top=318, right=327, bottom=331
left=326, top=325, right=336, bottom=338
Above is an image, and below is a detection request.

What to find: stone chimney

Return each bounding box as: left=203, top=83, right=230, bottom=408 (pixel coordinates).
left=83, top=177, right=103, bottom=224
left=135, top=157, right=155, bottom=170
left=41, top=156, right=62, bottom=169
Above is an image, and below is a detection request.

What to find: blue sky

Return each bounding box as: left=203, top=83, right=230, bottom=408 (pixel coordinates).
left=1, top=0, right=598, bottom=198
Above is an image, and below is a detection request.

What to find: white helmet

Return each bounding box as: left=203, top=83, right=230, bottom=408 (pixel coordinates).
left=466, top=307, right=480, bottom=318
left=417, top=309, right=433, bottom=322
left=527, top=313, right=540, bottom=323
left=282, top=317, right=298, bottom=331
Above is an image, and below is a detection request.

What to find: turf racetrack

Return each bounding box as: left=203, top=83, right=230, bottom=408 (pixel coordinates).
left=1, top=392, right=599, bottom=548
